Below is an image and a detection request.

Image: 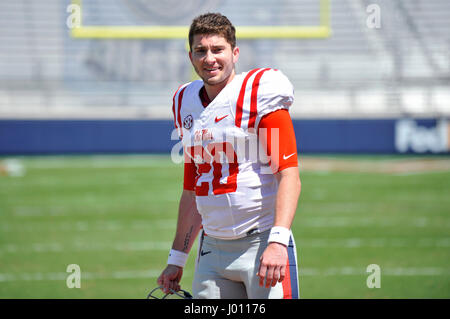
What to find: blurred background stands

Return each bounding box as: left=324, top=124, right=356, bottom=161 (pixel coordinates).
left=0, top=0, right=448, bottom=119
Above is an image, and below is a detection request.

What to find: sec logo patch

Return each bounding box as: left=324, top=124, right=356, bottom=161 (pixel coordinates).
left=183, top=115, right=193, bottom=129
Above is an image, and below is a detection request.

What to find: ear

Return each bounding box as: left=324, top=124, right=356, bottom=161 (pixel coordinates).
left=189, top=50, right=193, bottom=64
left=232, top=46, right=240, bottom=64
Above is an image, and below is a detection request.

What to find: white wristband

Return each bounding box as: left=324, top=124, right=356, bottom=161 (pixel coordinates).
left=267, top=226, right=291, bottom=247
left=167, top=249, right=189, bottom=268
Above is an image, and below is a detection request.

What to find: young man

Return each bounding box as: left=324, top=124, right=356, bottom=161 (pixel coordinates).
left=157, top=13, right=301, bottom=299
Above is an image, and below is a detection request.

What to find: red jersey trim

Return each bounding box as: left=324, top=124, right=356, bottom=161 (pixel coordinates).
left=171, top=85, right=183, bottom=133
left=235, top=68, right=260, bottom=128
left=248, top=68, right=271, bottom=130
left=199, top=86, right=211, bottom=107
left=177, top=87, right=187, bottom=137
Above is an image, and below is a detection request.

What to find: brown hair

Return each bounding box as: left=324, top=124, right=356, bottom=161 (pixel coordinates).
left=188, top=13, right=236, bottom=51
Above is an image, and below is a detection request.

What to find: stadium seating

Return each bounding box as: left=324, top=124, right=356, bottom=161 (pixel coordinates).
left=0, top=0, right=448, bottom=118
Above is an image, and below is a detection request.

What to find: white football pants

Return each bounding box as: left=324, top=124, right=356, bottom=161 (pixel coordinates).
left=192, top=229, right=299, bottom=299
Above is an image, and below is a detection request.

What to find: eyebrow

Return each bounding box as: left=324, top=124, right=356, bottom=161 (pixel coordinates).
left=193, top=44, right=226, bottom=51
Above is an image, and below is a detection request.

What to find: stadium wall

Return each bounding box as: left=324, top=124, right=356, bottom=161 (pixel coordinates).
left=0, top=119, right=449, bottom=155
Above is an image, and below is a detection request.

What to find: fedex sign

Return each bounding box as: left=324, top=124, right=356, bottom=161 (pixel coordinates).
left=395, top=119, right=450, bottom=153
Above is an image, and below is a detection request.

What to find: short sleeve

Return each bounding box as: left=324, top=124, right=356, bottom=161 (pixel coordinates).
left=254, top=69, right=294, bottom=131
left=258, top=109, right=298, bottom=173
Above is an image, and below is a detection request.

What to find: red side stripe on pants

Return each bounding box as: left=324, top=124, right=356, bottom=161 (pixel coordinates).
left=248, top=68, right=271, bottom=130
left=282, top=256, right=292, bottom=299
left=235, top=68, right=260, bottom=128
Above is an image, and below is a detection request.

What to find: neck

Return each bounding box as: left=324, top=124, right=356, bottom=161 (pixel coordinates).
left=204, top=70, right=236, bottom=101
left=203, top=84, right=223, bottom=101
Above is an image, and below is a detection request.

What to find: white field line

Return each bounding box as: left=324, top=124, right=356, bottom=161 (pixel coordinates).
left=299, top=157, right=450, bottom=174
left=0, top=267, right=449, bottom=282
left=298, top=238, right=450, bottom=248
left=10, top=204, right=182, bottom=218
left=0, top=269, right=162, bottom=282
left=1, top=238, right=450, bottom=255
left=299, top=267, right=450, bottom=277
left=1, top=219, right=177, bottom=231
left=3, top=216, right=449, bottom=230
left=14, top=156, right=450, bottom=174
left=0, top=241, right=173, bottom=254
left=23, top=156, right=177, bottom=169
left=301, top=217, right=450, bottom=228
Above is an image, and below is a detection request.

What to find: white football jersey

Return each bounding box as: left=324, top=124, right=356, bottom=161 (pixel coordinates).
left=173, top=68, right=294, bottom=240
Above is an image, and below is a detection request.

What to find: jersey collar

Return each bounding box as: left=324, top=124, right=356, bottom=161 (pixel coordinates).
left=199, top=86, right=211, bottom=108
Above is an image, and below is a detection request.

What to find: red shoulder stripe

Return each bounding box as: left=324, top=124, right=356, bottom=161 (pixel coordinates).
left=235, top=68, right=260, bottom=128
left=248, top=68, right=271, bottom=130
left=176, top=86, right=187, bottom=136
left=172, top=85, right=183, bottom=130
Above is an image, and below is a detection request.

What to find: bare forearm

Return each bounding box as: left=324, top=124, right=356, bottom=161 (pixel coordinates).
left=274, top=166, right=301, bottom=229
left=158, top=190, right=201, bottom=292
left=258, top=167, right=301, bottom=287
left=172, top=190, right=203, bottom=253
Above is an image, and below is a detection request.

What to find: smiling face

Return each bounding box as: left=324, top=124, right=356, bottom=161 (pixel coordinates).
left=189, top=34, right=240, bottom=97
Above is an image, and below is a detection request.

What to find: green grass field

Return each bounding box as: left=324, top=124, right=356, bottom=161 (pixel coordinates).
left=0, top=154, right=449, bottom=298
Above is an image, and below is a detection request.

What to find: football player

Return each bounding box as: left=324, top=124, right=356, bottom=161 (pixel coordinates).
left=157, top=12, right=301, bottom=299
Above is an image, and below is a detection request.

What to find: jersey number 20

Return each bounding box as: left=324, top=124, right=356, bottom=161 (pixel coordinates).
left=185, top=142, right=239, bottom=196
